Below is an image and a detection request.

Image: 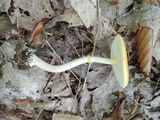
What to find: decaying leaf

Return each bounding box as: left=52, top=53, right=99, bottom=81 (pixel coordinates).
left=0, top=104, right=33, bottom=119
left=142, top=0, right=160, bottom=5
left=141, top=96, right=160, bottom=119
left=135, top=27, right=153, bottom=75
left=50, top=73, right=71, bottom=98
left=8, top=0, right=55, bottom=31
left=117, top=5, right=160, bottom=30
left=103, top=92, right=126, bottom=120
left=70, top=43, right=93, bottom=58
left=52, top=113, right=83, bottom=120
left=0, top=14, right=15, bottom=39
left=45, top=11, right=83, bottom=29
left=153, top=40, right=160, bottom=61
left=0, top=0, right=11, bottom=13
left=70, top=0, right=97, bottom=28
left=91, top=15, right=112, bottom=41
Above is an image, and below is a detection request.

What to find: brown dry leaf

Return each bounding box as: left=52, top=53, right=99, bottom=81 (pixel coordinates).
left=142, top=0, right=160, bottom=5
left=30, top=19, right=47, bottom=43
left=105, top=0, right=118, bottom=5
left=103, top=92, right=126, bottom=120
left=135, top=27, right=153, bottom=75
left=13, top=99, right=29, bottom=105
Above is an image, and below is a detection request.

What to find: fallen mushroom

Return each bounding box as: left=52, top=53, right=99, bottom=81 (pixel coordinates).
left=28, top=35, right=129, bottom=88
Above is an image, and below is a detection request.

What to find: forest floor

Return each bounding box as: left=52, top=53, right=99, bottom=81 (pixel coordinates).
left=0, top=0, right=160, bottom=120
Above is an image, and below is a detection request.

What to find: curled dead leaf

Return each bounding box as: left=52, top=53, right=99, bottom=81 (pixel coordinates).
left=142, top=0, right=160, bottom=5
left=30, top=19, right=48, bottom=44
left=135, top=26, right=153, bottom=75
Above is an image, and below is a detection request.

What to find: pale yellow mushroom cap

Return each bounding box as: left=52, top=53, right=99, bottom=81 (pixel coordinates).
left=111, top=35, right=129, bottom=88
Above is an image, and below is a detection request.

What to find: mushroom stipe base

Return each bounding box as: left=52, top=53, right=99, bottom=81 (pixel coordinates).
left=28, top=35, right=129, bottom=88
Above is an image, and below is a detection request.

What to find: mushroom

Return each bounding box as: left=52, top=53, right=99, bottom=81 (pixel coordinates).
left=28, top=35, right=129, bottom=88
left=111, top=35, right=129, bottom=88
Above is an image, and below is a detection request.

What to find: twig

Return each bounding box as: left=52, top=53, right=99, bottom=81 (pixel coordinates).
left=83, top=0, right=100, bottom=90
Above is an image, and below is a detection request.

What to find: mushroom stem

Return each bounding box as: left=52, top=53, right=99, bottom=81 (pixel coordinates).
left=28, top=54, right=117, bottom=73
left=27, top=35, right=129, bottom=88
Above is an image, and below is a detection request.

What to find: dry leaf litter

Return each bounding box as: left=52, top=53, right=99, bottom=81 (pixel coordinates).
left=0, top=0, right=160, bottom=120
